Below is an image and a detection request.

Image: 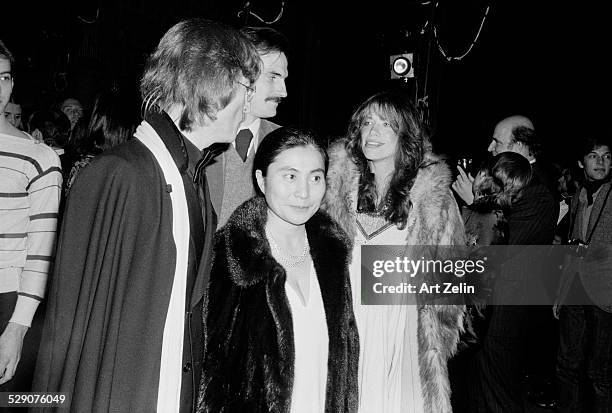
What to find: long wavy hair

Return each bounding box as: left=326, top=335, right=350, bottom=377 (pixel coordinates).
left=346, top=91, right=426, bottom=228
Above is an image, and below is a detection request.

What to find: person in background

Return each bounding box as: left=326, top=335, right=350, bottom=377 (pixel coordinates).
left=555, top=135, right=612, bottom=412
left=453, top=115, right=555, bottom=205
left=59, top=97, right=84, bottom=133
left=453, top=152, right=531, bottom=412
left=324, top=91, right=466, bottom=412
left=4, top=98, right=22, bottom=129
left=0, top=39, right=62, bottom=394
left=66, top=88, right=139, bottom=192
left=463, top=152, right=532, bottom=247
left=199, top=127, right=358, bottom=412
left=27, top=109, right=72, bottom=176
left=455, top=115, right=559, bottom=410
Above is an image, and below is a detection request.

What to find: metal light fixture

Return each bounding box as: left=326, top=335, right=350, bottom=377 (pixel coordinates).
left=390, top=53, right=414, bottom=79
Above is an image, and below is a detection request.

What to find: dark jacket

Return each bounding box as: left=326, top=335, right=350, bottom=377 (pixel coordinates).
left=197, top=196, right=359, bottom=412
left=462, top=196, right=508, bottom=246
left=33, top=112, right=214, bottom=412
left=493, top=180, right=558, bottom=305
left=557, top=182, right=612, bottom=311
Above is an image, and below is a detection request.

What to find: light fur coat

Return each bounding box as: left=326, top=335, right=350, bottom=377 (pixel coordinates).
left=322, top=139, right=466, bottom=413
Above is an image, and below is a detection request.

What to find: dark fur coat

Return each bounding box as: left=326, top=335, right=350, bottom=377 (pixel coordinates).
left=322, top=139, right=466, bottom=413
left=462, top=195, right=508, bottom=246
left=197, top=196, right=359, bottom=412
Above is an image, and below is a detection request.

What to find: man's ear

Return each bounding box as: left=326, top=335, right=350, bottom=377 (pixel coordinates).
left=514, top=141, right=529, bottom=158
left=32, top=129, right=43, bottom=142
left=578, top=160, right=584, bottom=169
left=255, top=169, right=265, bottom=194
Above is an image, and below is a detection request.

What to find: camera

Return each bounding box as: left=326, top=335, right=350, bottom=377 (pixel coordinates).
left=567, top=239, right=588, bottom=258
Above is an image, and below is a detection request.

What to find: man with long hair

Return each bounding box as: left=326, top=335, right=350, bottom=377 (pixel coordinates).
left=33, top=19, right=260, bottom=412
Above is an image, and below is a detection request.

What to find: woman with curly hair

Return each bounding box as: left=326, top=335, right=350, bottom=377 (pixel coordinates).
left=323, top=91, right=466, bottom=412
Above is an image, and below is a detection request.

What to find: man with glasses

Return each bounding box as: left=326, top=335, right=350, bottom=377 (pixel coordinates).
left=207, top=26, right=290, bottom=226
left=33, top=19, right=260, bottom=413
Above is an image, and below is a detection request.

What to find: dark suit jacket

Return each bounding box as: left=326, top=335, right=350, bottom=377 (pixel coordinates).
left=493, top=180, right=559, bottom=304
left=205, top=119, right=280, bottom=216
left=557, top=182, right=612, bottom=311
left=532, top=160, right=560, bottom=203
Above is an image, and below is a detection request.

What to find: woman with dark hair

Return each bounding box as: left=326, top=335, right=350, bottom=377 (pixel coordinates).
left=463, top=152, right=532, bottom=246
left=198, top=127, right=359, bottom=412
left=65, top=89, right=139, bottom=191
left=323, top=91, right=466, bottom=412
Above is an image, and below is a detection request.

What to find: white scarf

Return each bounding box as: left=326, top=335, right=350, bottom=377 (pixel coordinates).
left=135, top=120, right=190, bottom=413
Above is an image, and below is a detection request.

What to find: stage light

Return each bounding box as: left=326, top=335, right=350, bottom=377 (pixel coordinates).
left=390, top=53, right=414, bottom=79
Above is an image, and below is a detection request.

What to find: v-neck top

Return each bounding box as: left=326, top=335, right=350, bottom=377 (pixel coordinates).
left=350, top=213, right=424, bottom=412
left=286, top=263, right=329, bottom=412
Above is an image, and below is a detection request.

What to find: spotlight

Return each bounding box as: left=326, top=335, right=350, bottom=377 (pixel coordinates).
left=389, top=53, right=414, bottom=79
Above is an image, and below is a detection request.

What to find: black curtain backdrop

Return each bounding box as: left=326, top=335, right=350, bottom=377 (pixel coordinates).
left=3, top=0, right=610, bottom=160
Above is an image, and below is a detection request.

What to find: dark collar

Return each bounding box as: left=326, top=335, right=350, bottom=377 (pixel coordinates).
left=583, top=178, right=610, bottom=206
left=182, top=136, right=201, bottom=177
left=144, top=110, right=189, bottom=174
left=222, top=196, right=352, bottom=287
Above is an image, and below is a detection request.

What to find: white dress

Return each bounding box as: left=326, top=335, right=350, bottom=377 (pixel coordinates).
left=287, top=262, right=329, bottom=413
left=350, top=213, right=424, bottom=413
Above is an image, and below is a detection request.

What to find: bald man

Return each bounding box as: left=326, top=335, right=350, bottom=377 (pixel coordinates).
left=487, top=115, right=534, bottom=157
left=453, top=115, right=555, bottom=205
left=457, top=116, right=559, bottom=411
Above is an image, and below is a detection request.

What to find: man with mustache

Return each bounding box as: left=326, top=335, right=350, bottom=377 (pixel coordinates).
left=207, top=26, right=289, bottom=226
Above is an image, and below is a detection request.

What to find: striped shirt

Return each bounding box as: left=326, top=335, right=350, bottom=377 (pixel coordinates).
left=0, top=132, right=62, bottom=327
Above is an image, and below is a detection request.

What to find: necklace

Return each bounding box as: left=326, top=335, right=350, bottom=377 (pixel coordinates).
left=267, top=230, right=310, bottom=268
left=360, top=196, right=392, bottom=217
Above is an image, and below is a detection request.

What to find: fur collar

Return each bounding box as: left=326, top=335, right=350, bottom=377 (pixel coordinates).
left=221, top=196, right=352, bottom=287
left=323, top=138, right=466, bottom=412
left=470, top=195, right=503, bottom=213
left=324, top=138, right=458, bottom=241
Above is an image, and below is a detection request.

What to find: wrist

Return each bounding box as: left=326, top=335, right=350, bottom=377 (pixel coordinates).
left=3, top=322, right=29, bottom=339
